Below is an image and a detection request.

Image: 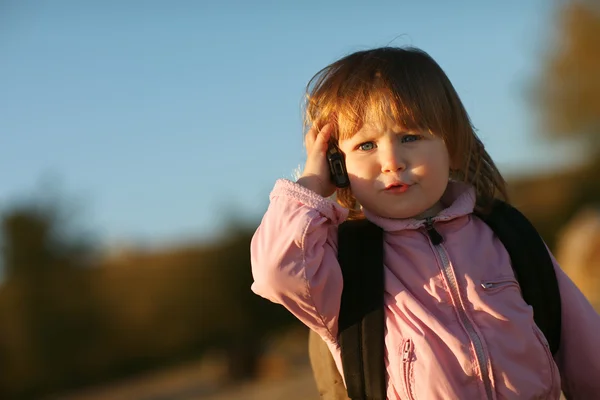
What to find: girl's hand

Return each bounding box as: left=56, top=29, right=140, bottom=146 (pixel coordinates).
left=297, top=123, right=337, bottom=198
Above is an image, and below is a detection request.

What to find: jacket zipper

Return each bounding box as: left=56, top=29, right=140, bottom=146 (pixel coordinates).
left=424, top=218, right=494, bottom=400
left=480, top=279, right=518, bottom=291
left=402, top=339, right=415, bottom=400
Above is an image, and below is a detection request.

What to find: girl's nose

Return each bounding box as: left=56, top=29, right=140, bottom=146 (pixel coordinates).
left=381, top=145, right=406, bottom=173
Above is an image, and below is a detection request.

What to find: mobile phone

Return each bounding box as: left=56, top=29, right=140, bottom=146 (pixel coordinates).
left=327, top=142, right=350, bottom=188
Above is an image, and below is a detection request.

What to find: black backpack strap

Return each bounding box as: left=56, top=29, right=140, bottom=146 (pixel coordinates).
left=337, top=219, right=386, bottom=400
left=477, top=200, right=562, bottom=355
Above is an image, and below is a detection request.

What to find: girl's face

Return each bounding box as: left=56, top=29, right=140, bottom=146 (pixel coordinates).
left=338, top=117, right=450, bottom=220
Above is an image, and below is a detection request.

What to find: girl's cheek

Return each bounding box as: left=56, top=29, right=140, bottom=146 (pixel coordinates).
left=347, top=160, right=371, bottom=177
left=344, top=157, right=358, bottom=173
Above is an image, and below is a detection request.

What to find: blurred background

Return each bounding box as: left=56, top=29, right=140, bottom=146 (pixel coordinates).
left=1, top=0, right=599, bottom=399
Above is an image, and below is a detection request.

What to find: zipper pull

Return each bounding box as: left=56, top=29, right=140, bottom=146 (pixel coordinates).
left=424, top=217, right=443, bottom=245
left=402, top=339, right=412, bottom=362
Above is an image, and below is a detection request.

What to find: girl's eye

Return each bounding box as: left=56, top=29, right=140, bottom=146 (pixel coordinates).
left=400, top=134, right=422, bottom=143
left=357, top=142, right=375, bottom=151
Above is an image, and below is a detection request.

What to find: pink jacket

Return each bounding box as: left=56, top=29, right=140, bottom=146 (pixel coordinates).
left=250, top=179, right=600, bottom=399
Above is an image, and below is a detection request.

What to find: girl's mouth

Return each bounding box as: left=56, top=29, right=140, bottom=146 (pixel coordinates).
left=384, top=183, right=410, bottom=194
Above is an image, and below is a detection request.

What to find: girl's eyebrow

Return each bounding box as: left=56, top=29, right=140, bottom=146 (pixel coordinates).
left=355, top=122, right=385, bottom=136
left=349, top=127, right=373, bottom=140
left=355, top=125, right=409, bottom=138
left=351, top=130, right=379, bottom=142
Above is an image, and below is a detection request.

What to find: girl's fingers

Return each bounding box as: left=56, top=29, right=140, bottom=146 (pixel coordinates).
left=304, top=125, right=318, bottom=153
left=316, top=124, right=332, bottom=149
left=305, top=123, right=333, bottom=154
left=299, top=123, right=337, bottom=197
left=311, top=124, right=332, bottom=153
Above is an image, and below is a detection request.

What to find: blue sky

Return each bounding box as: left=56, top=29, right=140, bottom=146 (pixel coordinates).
left=0, top=0, right=573, bottom=247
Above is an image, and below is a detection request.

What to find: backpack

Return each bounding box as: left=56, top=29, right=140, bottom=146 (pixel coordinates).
left=308, top=199, right=561, bottom=400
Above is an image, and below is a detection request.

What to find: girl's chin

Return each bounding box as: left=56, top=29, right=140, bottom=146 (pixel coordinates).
left=376, top=204, right=443, bottom=220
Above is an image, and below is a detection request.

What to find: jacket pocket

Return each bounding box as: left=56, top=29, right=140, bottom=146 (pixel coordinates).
left=532, top=326, right=561, bottom=396
left=401, top=338, right=416, bottom=400
left=479, top=277, right=519, bottom=294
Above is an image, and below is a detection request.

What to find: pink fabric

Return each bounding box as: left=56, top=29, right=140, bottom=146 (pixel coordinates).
left=250, top=179, right=600, bottom=399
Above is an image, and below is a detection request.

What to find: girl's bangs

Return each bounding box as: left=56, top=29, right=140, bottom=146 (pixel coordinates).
left=316, top=69, right=447, bottom=142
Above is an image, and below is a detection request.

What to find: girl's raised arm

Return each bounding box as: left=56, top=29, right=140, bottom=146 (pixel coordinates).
left=250, top=179, right=348, bottom=343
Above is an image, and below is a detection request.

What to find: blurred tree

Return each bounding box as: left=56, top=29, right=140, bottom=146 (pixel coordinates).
left=514, top=0, right=600, bottom=249
left=1, top=198, right=95, bottom=280
left=0, top=193, right=100, bottom=399
left=0, top=190, right=296, bottom=396
left=533, top=1, right=600, bottom=155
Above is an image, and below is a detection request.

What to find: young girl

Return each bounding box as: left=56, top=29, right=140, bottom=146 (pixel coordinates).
left=250, top=46, right=600, bottom=399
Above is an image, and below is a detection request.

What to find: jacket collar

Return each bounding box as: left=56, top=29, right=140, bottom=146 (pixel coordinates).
left=362, top=181, right=476, bottom=232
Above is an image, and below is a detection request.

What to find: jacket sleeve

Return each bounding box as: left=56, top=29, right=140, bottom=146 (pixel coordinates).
left=550, top=252, right=600, bottom=398
left=250, top=179, right=349, bottom=343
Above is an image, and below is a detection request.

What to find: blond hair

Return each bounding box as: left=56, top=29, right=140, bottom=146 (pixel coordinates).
left=303, top=47, right=507, bottom=218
